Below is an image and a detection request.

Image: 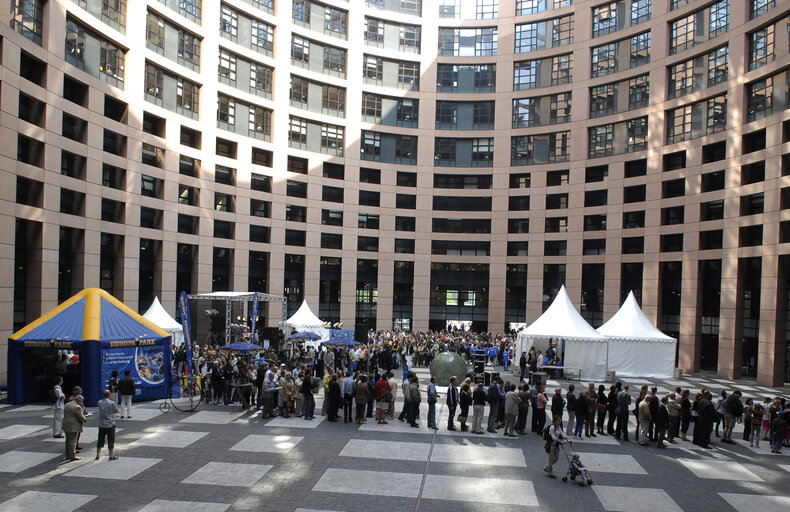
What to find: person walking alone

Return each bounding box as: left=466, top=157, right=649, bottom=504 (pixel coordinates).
left=52, top=376, right=66, bottom=438
left=95, top=390, right=120, bottom=461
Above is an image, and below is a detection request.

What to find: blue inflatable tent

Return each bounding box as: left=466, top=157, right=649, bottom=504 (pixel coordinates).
left=8, top=288, right=172, bottom=406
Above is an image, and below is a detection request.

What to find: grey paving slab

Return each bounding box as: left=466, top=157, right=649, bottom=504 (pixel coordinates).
left=719, top=493, right=790, bottom=512
left=6, top=405, right=51, bottom=413
left=137, top=499, right=231, bottom=512
left=0, top=491, right=97, bottom=512
left=116, top=408, right=164, bottom=421
left=312, top=468, right=422, bottom=497
left=0, top=450, right=60, bottom=472
left=229, top=434, right=304, bottom=453
left=422, top=475, right=536, bottom=506
left=43, top=426, right=124, bottom=443
left=572, top=452, right=646, bottom=474
left=0, top=424, right=48, bottom=439
left=593, top=486, right=683, bottom=512
left=64, top=456, right=162, bottom=480
left=182, top=462, right=273, bottom=487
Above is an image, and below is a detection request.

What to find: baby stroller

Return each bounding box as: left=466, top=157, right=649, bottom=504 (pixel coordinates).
left=560, top=441, right=593, bottom=486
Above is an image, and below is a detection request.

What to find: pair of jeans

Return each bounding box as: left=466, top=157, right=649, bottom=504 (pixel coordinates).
left=488, top=402, right=499, bottom=430
left=447, top=405, right=457, bottom=429
left=750, top=425, right=761, bottom=446
left=407, top=401, right=419, bottom=425
left=427, top=401, right=437, bottom=428
left=344, top=394, right=354, bottom=422
left=616, top=411, right=629, bottom=440
left=303, top=394, right=315, bottom=419
left=575, top=415, right=586, bottom=437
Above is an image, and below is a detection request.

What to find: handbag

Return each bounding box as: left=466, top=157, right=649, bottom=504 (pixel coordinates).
left=383, top=388, right=393, bottom=403
left=457, top=415, right=467, bottom=423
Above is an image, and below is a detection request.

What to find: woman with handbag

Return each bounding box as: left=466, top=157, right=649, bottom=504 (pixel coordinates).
left=596, top=384, right=608, bottom=435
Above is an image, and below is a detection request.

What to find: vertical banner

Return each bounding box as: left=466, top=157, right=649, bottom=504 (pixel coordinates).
left=250, top=293, right=259, bottom=344
left=178, top=291, right=194, bottom=377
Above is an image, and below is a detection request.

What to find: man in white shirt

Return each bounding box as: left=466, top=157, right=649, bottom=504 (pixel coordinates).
left=543, top=416, right=567, bottom=478
left=52, top=376, right=66, bottom=438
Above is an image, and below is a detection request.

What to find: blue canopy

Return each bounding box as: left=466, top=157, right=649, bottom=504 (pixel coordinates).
left=218, top=341, right=262, bottom=352
left=288, top=331, right=320, bottom=341
left=322, top=329, right=360, bottom=348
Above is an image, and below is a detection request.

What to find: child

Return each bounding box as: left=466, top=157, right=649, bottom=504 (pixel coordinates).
left=750, top=402, right=763, bottom=447
left=571, top=453, right=592, bottom=485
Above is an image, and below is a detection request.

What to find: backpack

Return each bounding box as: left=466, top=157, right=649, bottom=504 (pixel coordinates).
left=48, top=386, right=57, bottom=403
left=486, top=384, right=498, bottom=404
left=542, top=425, right=551, bottom=441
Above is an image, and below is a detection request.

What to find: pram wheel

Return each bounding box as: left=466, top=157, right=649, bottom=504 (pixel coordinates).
left=588, top=480, right=593, bottom=485
left=570, top=475, right=576, bottom=480
left=561, top=477, right=568, bottom=482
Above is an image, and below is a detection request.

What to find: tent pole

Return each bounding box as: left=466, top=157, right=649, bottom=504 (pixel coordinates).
left=225, top=299, right=231, bottom=344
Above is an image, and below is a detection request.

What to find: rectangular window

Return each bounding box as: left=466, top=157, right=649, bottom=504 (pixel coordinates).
left=323, top=46, right=346, bottom=76
left=629, top=75, right=649, bottom=110
left=552, top=54, right=573, bottom=85
left=13, top=0, right=44, bottom=45
left=749, top=26, right=774, bottom=70
left=590, top=84, right=615, bottom=118
left=552, top=16, right=573, bottom=47
left=630, top=31, right=651, bottom=67
left=591, top=43, right=617, bottom=78
left=291, top=35, right=310, bottom=64
left=593, top=2, right=618, bottom=37
left=514, top=61, right=538, bottom=90
left=250, top=19, right=274, bottom=55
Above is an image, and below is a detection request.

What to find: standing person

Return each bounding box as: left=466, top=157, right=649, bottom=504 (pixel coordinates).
left=722, top=390, right=743, bottom=444
left=374, top=373, right=391, bottom=424
left=749, top=402, right=764, bottom=447
left=583, top=382, right=598, bottom=438
left=519, top=352, right=528, bottom=383
left=426, top=376, right=438, bottom=430
left=52, top=376, right=66, bottom=438
left=666, top=393, right=681, bottom=443
left=655, top=395, right=669, bottom=448
left=615, top=385, right=631, bottom=441
left=536, top=386, right=548, bottom=435
left=118, top=369, right=136, bottom=419
left=770, top=410, right=787, bottom=454
left=679, top=389, right=691, bottom=441
left=342, top=371, right=355, bottom=424
left=638, top=395, right=652, bottom=446
left=543, top=416, right=567, bottom=478
left=648, top=386, right=659, bottom=441
left=634, top=386, right=647, bottom=442
left=446, top=376, right=459, bottom=431
left=574, top=388, right=587, bottom=439
left=301, top=369, right=316, bottom=420
left=471, top=382, right=486, bottom=434
left=487, top=378, right=500, bottom=433
left=62, top=395, right=86, bottom=461
left=606, top=385, right=618, bottom=435
left=596, top=385, right=608, bottom=435
left=407, top=374, right=421, bottom=428
left=459, top=382, right=471, bottom=432
left=327, top=374, right=342, bottom=422
left=387, top=372, right=398, bottom=420
left=108, top=370, right=120, bottom=406
left=321, top=368, right=333, bottom=416
left=95, top=390, right=120, bottom=461
left=503, top=384, right=521, bottom=437
left=354, top=374, right=369, bottom=424
left=565, top=384, right=576, bottom=435
left=516, top=384, right=530, bottom=435
left=551, top=388, right=565, bottom=426
left=697, top=391, right=715, bottom=448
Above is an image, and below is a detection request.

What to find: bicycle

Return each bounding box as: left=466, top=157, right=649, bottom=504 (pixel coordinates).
left=159, top=373, right=202, bottom=413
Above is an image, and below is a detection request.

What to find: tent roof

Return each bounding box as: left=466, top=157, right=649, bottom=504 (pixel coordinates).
left=285, top=300, right=324, bottom=328
left=522, top=286, right=606, bottom=341
left=10, top=288, right=170, bottom=342
left=188, top=291, right=285, bottom=302
left=142, top=297, right=183, bottom=332
left=596, top=291, right=675, bottom=342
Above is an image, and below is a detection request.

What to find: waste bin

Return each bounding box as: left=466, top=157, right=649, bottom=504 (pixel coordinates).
left=605, top=370, right=616, bottom=382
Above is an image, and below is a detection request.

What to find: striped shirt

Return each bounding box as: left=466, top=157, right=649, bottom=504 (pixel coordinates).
left=97, top=398, right=119, bottom=428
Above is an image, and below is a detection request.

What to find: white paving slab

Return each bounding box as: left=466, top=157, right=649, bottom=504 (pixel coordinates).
left=593, top=486, right=683, bottom=512
left=339, top=439, right=430, bottom=461
left=7, top=405, right=51, bottom=413
left=312, top=468, right=421, bottom=497
left=664, top=381, right=692, bottom=388
left=65, top=456, right=161, bottom=480
left=0, top=450, right=60, bottom=472
left=572, top=452, right=646, bottom=474
left=733, top=439, right=788, bottom=456
left=566, top=434, right=622, bottom=446
left=295, top=509, right=345, bottom=512
left=116, top=408, right=163, bottom=421
left=422, top=475, right=536, bottom=506
left=430, top=443, right=526, bottom=467
left=719, top=493, right=790, bottom=512
left=265, top=415, right=326, bottom=428
left=0, top=424, right=48, bottom=440
left=618, top=378, right=652, bottom=385
left=357, top=420, right=432, bottom=435
left=678, top=458, right=763, bottom=481
left=229, top=434, right=304, bottom=453
left=179, top=411, right=244, bottom=425
left=778, top=465, right=790, bottom=473
left=131, top=430, right=208, bottom=448
left=182, top=462, right=273, bottom=487
left=137, top=499, right=230, bottom=512
left=0, top=491, right=97, bottom=512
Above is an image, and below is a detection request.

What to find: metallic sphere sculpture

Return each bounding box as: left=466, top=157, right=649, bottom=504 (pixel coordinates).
left=430, top=351, right=468, bottom=386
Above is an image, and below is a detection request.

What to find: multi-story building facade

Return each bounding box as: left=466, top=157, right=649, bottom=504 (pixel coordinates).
left=1, top=0, right=789, bottom=385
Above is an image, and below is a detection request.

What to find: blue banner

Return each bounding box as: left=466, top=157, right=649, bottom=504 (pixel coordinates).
left=178, top=291, right=194, bottom=377
left=250, top=294, right=259, bottom=344
left=101, top=345, right=169, bottom=401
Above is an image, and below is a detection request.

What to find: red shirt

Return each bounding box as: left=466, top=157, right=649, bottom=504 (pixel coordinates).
left=374, top=378, right=390, bottom=401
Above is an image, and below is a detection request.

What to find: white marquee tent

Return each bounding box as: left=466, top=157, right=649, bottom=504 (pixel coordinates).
left=596, top=291, right=677, bottom=378
left=285, top=300, right=329, bottom=341
left=142, top=297, right=184, bottom=346
left=517, top=286, right=609, bottom=381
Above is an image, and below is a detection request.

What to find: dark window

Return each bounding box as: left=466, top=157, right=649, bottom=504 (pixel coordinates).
left=507, top=241, right=529, bottom=256
left=396, top=194, right=417, bottom=209
left=321, top=233, right=342, bottom=250
left=322, top=185, right=344, bottom=203
left=139, top=206, right=162, bottom=229
left=61, top=151, right=86, bottom=179
left=357, top=236, right=379, bottom=252
left=18, top=93, right=45, bottom=127
left=214, top=220, right=235, bottom=239
left=740, top=193, right=764, bottom=216
left=743, top=130, right=766, bottom=153
left=177, top=214, right=198, bottom=234
left=285, top=229, right=306, bottom=246
left=662, top=178, right=685, bottom=198
left=359, top=190, right=380, bottom=207
left=663, top=151, right=685, bottom=171
left=20, top=51, right=46, bottom=87
left=584, top=214, right=607, bottom=231
left=288, top=156, right=309, bottom=174
left=584, top=189, right=608, bottom=207
left=741, top=162, right=765, bottom=185
left=623, top=210, right=645, bottom=228
left=250, top=225, right=271, bottom=243
left=142, top=143, right=164, bottom=168
left=509, top=173, right=531, bottom=188
left=181, top=126, right=201, bottom=149
left=17, top=134, right=44, bottom=167
left=739, top=225, right=763, bottom=246
left=16, top=177, right=43, bottom=207
left=285, top=204, right=306, bottom=222
left=216, top=138, right=237, bottom=158
left=252, top=147, right=273, bottom=166
left=142, top=112, right=165, bottom=136
left=251, top=174, right=271, bottom=192
left=102, top=164, right=125, bottom=190
left=546, top=170, right=569, bottom=186
left=508, top=196, right=531, bottom=211
left=179, top=155, right=200, bottom=178
left=508, top=218, right=530, bottom=234
left=395, top=216, right=416, bottom=231
left=178, top=185, right=198, bottom=206
left=250, top=199, right=270, bottom=218
left=60, top=189, right=85, bottom=216
left=287, top=180, right=308, bottom=198
left=215, top=165, right=236, bottom=185
left=397, top=171, right=417, bottom=187
left=63, top=75, right=88, bottom=106
left=322, top=209, right=343, bottom=226
left=700, top=200, right=724, bottom=221
left=360, top=167, right=381, bottom=183
left=660, top=233, right=683, bottom=252
left=141, top=175, right=163, bottom=199
left=624, top=159, right=647, bottom=178
left=103, top=130, right=126, bottom=156
left=394, top=238, right=415, bottom=254
left=358, top=213, right=380, bottom=230
left=583, top=238, right=606, bottom=255
left=323, top=162, right=344, bottom=180
left=699, top=229, right=723, bottom=250
left=702, top=171, right=725, bottom=192
left=624, top=185, right=646, bottom=203
left=433, top=196, right=491, bottom=211
left=622, top=236, right=644, bottom=254
left=702, top=141, right=725, bottom=163
left=545, top=217, right=568, bottom=233
left=544, top=240, right=567, bottom=256
left=661, top=206, right=685, bottom=225
left=585, top=165, right=608, bottom=183
left=546, top=193, right=568, bottom=209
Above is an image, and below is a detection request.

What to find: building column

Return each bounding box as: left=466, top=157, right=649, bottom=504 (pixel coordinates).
left=678, top=258, right=700, bottom=373
left=718, top=254, right=740, bottom=379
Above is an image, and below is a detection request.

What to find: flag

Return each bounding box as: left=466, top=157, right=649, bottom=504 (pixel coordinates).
left=178, top=291, right=194, bottom=377
left=250, top=293, right=259, bottom=344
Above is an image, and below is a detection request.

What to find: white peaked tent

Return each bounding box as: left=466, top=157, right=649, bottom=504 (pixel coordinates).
left=285, top=300, right=329, bottom=341
left=518, top=286, right=609, bottom=381
left=142, top=297, right=184, bottom=346
left=597, top=291, right=677, bottom=378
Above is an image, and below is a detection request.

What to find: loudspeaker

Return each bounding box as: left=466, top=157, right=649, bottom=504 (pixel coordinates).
left=261, top=327, right=283, bottom=349
left=354, top=323, right=368, bottom=343
left=473, top=353, right=486, bottom=374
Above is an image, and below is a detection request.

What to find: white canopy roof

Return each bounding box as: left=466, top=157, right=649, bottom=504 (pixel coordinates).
left=142, top=297, right=182, bottom=331
left=521, top=286, right=606, bottom=341
left=285, top=300, right=325, bottom=329
left=596, top=291, right=675, bottom=342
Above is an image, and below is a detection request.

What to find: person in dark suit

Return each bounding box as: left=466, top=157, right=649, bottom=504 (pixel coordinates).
left=327, top=374, right=341, bottom=422
left=62, top=395, right=86, bottom=461
left=446, top=376, right=458, bottom=431
left=697, top=391, right=715, bottom=449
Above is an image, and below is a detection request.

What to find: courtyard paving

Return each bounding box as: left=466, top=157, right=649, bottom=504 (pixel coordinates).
left=0, top=369, right=787, bottom=512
